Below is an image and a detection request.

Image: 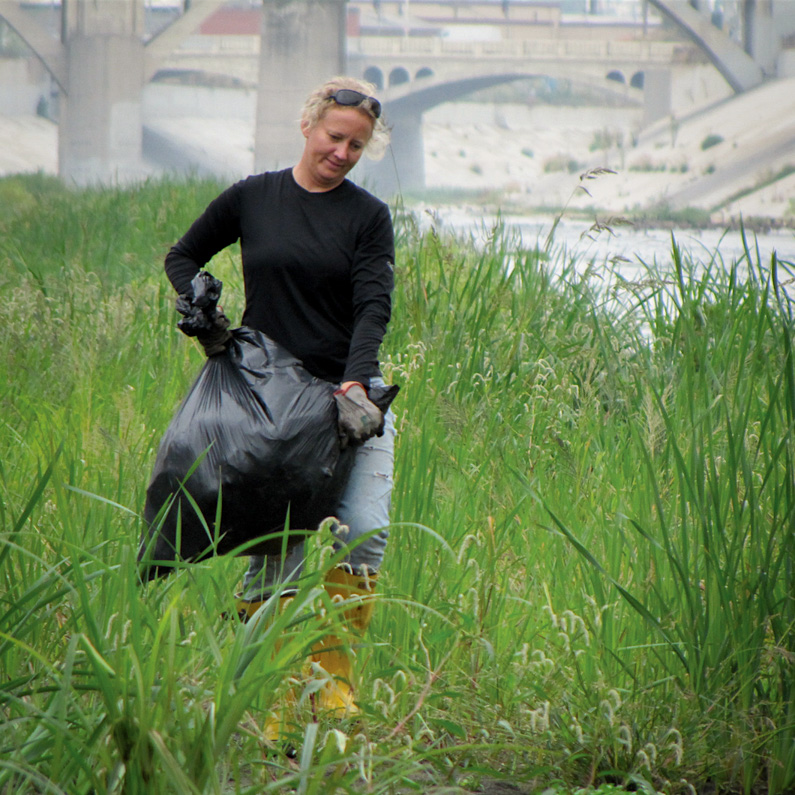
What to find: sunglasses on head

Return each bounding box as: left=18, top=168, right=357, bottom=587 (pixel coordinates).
left=327, top=89, right=382, bottom=119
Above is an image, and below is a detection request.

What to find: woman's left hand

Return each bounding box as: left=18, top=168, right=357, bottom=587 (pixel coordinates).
left=333, top=382, right=384, bottom=447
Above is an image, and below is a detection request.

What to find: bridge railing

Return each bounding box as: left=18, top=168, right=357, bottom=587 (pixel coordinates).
left=348, top=36, right=692, bottom=64
left=171, top=34, right=261, bottom=55
left=166, top=33, right=693, bottom=65
left=158, top=31, right=696, bottom=86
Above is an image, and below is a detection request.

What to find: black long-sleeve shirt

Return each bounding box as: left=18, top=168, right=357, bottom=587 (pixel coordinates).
left=165, top=168, right=395, bottom=387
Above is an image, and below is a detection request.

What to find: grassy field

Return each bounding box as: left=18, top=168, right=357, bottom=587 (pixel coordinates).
left=1, top=173, right=793, bottom=795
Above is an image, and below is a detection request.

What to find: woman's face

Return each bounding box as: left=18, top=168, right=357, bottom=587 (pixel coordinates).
left=297, top=106, right=374, bottom=191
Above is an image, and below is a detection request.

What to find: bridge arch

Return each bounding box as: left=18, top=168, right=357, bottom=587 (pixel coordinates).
left=359, top=69, right=642, bottom=196
left=388, top=66, right=410, bottom=87
left=646, top=0, right=763, bottom=92
left=374, top=68, right=642, bottom=115
left=0, top=1, right=66, bottom=91
left=363, top=65, right=384, bottom=89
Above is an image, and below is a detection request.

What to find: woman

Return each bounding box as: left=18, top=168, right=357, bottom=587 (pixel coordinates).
left=163, top=76, right=396, bottom=729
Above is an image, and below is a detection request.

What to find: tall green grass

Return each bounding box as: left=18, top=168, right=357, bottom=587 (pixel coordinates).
left=1, top=173, right=793, bottom=794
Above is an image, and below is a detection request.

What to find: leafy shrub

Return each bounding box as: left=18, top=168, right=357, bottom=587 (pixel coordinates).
left=544, top=157, right=584, bottom=174
left=629, top=158, right=666, bottom=173
left=589, top=128, right=620, bottom=152
left=701, top=133, right=724, bottom=150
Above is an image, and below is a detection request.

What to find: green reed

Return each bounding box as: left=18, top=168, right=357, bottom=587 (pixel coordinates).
left=1, top=175, right=793, bottom=794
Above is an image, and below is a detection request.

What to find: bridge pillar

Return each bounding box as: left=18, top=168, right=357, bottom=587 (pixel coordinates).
left=59, top=32, right=145, bottom=184
left=743, top=0, right=777, bottom=76
left=55, top=0, right=147, bottom=184
left=358, top=109, right=424, bottom=198
left=254, top=0, right=346, bottom=172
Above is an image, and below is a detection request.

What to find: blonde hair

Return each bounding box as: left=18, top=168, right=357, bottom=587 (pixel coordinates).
left=301, top=76, right=390, bottom=161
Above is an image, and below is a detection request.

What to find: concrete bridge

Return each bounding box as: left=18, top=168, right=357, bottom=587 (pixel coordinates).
left=646, top=0, right=765, bottom=91
left=350, top=34, right=686, bottom=117
left=0, top=0, right=791, bottom=193
left=347, top=34, right=686, bottom=193
left=351, top=0, right=782, bottom=93
left=0, top=0, right=347, bottom=184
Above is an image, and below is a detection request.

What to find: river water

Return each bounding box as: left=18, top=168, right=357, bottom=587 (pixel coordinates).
left=413, top=208, right=795, bottom=325
left=425, top=208, right=795, bottom=276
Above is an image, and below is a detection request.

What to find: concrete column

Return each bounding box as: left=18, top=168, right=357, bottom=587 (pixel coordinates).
left=254, top=0, right=347, bottom=173
left=70, top=0, right=144, bottom=36
left=743, top=0, right=777, bottom=75
left=59, top=33, right=146, bottom=184
left=357, top=109, right=424, bottom=199
left=642, top=68, right=672, bottom=127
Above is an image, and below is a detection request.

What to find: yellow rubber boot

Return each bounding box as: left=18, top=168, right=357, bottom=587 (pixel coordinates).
left=234, top=593, right=300, bottom=754
left=262, top=676, right=300, bottom=755
left=233, top=596, right=267, bottom=623
left=310, top=567, right=377, bottom=717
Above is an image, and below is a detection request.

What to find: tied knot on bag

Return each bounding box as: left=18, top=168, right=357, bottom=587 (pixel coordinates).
left=176, top=271, right=232, bottom=356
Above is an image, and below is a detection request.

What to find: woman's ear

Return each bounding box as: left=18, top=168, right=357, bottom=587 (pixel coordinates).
left=300, top=119, right=311, bottom=139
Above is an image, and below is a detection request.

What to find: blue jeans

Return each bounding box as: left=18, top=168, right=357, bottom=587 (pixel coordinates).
left=241, top=383, right=395, bottom=600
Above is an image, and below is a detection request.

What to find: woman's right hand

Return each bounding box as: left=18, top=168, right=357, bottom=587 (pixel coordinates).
left=196, top=309, right=232, bottom=356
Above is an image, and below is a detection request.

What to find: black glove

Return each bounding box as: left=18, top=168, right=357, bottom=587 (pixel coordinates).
left=334, top=382, right=385, bottom=448
left=195, top=310, right=232, bottom=356
left=176, top=271, right=233, bottom=357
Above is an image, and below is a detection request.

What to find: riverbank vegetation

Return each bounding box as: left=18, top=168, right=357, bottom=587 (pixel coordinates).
left=1, top=174, right=793, bottom=794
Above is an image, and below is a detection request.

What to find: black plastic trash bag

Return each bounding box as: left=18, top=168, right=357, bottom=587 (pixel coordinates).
left=138, top=276, right=398, bottom=581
